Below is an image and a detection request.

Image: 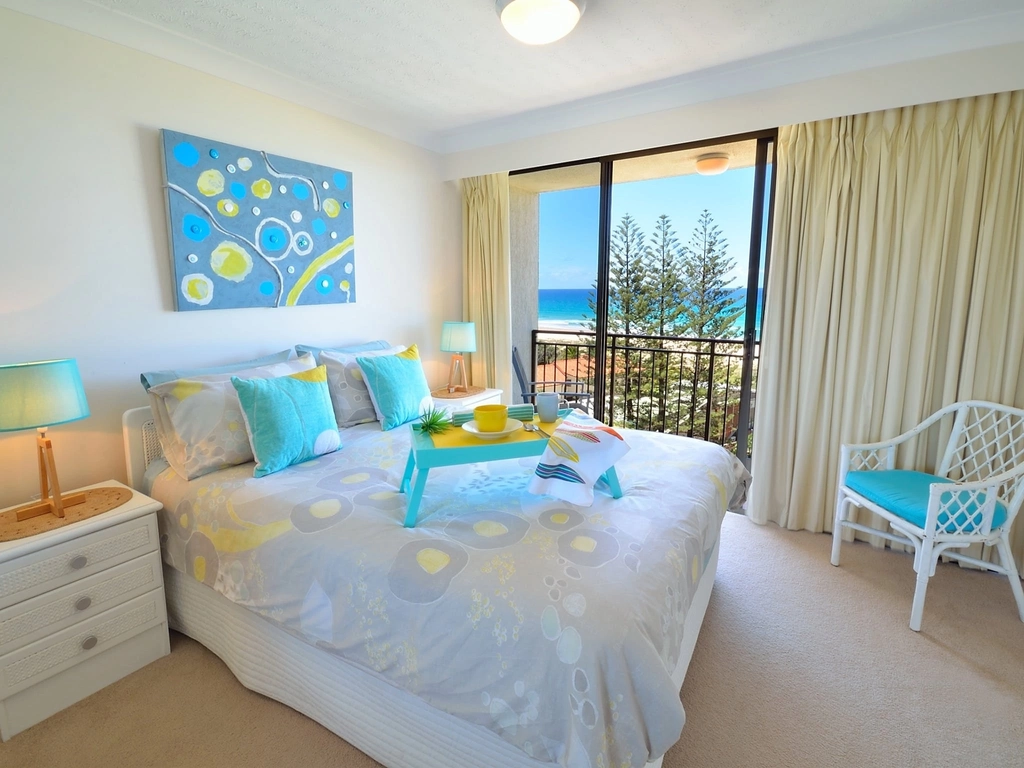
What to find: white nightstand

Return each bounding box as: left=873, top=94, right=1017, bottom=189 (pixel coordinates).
left=0, top=480, right=169, bottom=741
left=431, top=388, right=503, bottom=415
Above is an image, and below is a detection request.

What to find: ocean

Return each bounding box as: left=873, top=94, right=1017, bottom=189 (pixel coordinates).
left=538, top=288, right=596, bottom=324
left=538, top=287, right=760, bottom=333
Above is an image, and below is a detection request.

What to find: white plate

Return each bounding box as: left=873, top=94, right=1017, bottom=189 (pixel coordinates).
left=461, top=418, right=524, bottom=441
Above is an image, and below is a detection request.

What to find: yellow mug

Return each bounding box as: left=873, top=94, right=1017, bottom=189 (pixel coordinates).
left=474, top=404, right=508, bottom=432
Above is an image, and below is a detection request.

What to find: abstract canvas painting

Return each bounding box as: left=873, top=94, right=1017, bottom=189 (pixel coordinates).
left=160, top=129, right=355, bottom=310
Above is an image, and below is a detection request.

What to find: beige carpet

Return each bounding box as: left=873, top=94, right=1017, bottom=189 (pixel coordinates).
left=3, top=514, right=1023, bottom=768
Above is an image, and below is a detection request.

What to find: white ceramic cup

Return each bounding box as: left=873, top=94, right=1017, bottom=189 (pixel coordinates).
left=536, top=392, right=560, bottom=423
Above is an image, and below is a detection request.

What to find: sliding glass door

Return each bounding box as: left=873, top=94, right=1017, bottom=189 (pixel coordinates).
left=510, top=164, right=601, bottom=404
left=512, top=131, right=775, bottom=465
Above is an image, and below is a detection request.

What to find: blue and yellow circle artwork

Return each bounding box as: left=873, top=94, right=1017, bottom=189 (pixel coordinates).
left=163, top=129, right=355, bottom=310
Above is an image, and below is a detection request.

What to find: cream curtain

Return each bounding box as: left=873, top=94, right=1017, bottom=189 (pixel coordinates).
left=462, top=173, right=514, bottom=399
left=750, top=91, right=1024, bottom=569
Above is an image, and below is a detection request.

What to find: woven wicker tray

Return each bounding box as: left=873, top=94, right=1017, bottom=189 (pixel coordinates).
left=430, top=386, right=485, bottom=400
left=0, top=487, right=133, bottom=543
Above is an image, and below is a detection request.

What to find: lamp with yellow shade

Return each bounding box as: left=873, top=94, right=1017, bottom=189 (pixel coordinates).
left=0, top=359, right=91, bottom=522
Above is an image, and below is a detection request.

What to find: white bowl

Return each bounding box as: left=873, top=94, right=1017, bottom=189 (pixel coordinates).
left=462, top=418, right=524, bottom=441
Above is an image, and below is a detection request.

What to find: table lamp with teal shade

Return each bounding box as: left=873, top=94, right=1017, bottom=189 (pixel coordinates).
left=0, top=359, right=90, bottom=521
left=437, top=321, right=481, bottom=396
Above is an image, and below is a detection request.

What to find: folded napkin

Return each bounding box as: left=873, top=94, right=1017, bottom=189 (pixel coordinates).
left=528, top=409, right=629, bottom=506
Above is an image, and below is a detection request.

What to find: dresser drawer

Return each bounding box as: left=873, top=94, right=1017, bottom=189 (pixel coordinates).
left=0, top=589, right=166, bottom=700
left=0, top=516, right=159, bottom=610
left=0, top=551, right=163, bottom=656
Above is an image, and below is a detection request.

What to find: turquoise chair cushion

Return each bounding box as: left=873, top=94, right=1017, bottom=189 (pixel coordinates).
left=845, top=470, right=1007, bottom=533
left=232, top=366, right=341, bottom=478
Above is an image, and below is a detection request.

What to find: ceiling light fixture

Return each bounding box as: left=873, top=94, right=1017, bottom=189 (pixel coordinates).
left=496, top=0, right=586, bottom=45
left=695, top=153, right=730, bottom=176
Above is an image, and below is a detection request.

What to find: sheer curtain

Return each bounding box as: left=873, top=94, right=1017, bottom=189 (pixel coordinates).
left=462, top=173, right=514, bottom=399
left=750, top=91, right=1024, bottom=568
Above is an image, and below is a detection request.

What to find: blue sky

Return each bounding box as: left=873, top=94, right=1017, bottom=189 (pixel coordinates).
left=538, top=167, right=757, bottom=289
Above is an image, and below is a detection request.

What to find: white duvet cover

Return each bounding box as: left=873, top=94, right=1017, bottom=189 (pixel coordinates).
left=148, top=422, right=749, bottom=767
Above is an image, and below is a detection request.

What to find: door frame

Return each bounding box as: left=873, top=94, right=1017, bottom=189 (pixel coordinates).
left=512, top=128, right=778, bottom=460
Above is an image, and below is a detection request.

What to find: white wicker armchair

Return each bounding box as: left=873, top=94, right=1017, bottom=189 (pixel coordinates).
left=831, top=400, right=1024, bottom=631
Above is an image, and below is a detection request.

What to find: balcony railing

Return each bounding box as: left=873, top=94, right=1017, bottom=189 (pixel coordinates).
left=532, top=329, right=757, bottom=449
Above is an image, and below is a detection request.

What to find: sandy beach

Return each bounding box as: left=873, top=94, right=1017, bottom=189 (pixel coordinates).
left=537, top=319, right=593, bottom=333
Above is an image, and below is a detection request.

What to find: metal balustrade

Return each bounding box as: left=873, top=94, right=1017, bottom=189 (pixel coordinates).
left=532, top=329, right=757, bottom=449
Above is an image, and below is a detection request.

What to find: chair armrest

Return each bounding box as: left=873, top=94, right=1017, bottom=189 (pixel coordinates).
left=840, top=409, right=954, bottom=477
left=925, top=478, right=1006, bottom=536
left=840, top=443, right=896, bottom=474
left=844, top=408, right=953, bottom=455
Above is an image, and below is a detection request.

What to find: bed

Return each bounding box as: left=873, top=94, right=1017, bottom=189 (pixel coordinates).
left=123, top=406, right=749, bottom=768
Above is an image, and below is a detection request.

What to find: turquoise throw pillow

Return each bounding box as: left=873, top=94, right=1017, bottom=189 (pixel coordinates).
left=356, top=345, right=432, bottom=431
left=232, top=365, right=341, bottom=477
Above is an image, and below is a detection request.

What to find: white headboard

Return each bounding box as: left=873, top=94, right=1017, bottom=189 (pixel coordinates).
left=122, top=406, right=163, bottom=491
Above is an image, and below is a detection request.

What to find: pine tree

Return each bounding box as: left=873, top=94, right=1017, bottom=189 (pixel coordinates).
left=679, top=209, right=741, bottom=339
left=639, top=214, right=685, bottom=430
left=589, top=213, right=653, bottom=335
left=586, top=214, right=653, bottom=427
left=646, top=214, right=685, bottom=337
left=678, top=209, right=742, bottom=441
left=568, top=209, right=746, bottom=439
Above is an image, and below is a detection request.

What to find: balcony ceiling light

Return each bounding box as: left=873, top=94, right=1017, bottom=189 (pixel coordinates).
left=695, top=153, right=731, bottom=176
left=497, top=0, right=586, bottom=45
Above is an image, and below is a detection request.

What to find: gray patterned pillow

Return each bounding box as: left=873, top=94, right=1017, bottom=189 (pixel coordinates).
left=320, top=346, right=405, bottom=427
left=149, top=355, right=316, bottom=480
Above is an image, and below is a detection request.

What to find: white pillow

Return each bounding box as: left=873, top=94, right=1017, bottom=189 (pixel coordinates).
left=320, top=345, right=405, bottom=427
left=148, top=354, right=316, bottom=480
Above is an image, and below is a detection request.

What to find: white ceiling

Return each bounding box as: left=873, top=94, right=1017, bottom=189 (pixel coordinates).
left=7, top=0, right=1024, bottom=152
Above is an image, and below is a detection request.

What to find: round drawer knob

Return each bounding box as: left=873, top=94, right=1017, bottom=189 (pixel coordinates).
left=70, top=555, right=88, bottom=570
left=75, top=596, right=92, bottom=611
left=81, top=635, right=98, bottom=651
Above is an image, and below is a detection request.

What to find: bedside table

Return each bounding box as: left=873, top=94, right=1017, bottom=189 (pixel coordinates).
left=431, top=388, right=503, bottom=415
left=0, top=480, right=169, bottom=741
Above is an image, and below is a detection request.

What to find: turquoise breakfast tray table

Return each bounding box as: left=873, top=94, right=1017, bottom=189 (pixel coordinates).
left=399, top=411, right=623, bottom=528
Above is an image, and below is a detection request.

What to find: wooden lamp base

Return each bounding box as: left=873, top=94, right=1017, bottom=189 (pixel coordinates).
left=14, top=494, right=86, bottom=522
left=447, top=353, right=469, bottom=394
left=14, top=429, right=86, bottom=522
left=430, top=354, right=484, bottom=399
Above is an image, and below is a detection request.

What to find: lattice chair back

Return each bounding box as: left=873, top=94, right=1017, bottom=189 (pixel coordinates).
left=832, top=399, right=1024, bottom=631
left=935, top=401, right=1024, bottom=536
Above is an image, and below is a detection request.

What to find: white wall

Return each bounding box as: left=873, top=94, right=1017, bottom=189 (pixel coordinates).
left=0, top=10, right=461, bottom=508
left=509, top=187, right=539, bottom=402
left=443, top=41, right=1024, bottom=179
